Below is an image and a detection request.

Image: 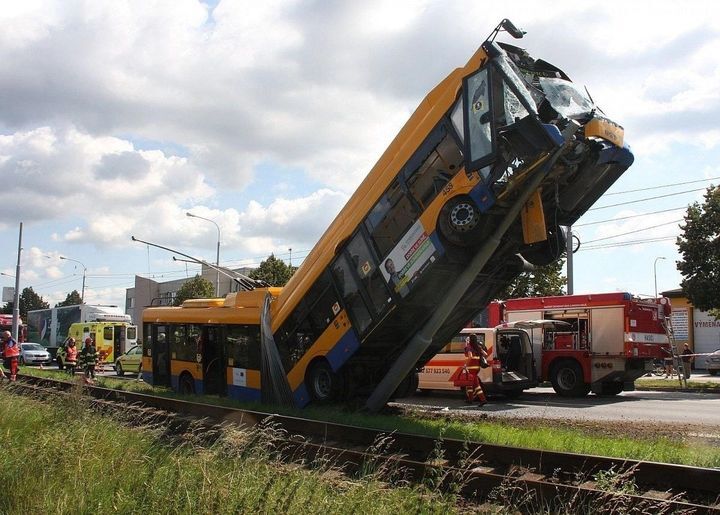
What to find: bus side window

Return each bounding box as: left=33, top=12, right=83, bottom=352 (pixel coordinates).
left=226, top=325, right=260, bottom=369
left=407, top=134, right=463, bottom=208
left=364, top=180, right=418, bottom=257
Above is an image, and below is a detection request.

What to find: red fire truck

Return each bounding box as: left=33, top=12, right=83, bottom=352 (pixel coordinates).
left=0, top=314, right=25, bottom=342
left=488, top=293, right=671, bottom=396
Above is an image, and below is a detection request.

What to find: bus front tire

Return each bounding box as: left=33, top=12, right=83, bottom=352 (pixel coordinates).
left=550, top=360, right=590, bottom=397
left=179, top=373, right=195, bottom=395
left=438, top=195, right=482, bottom=247
left=306, top=361, right=342, bottom=403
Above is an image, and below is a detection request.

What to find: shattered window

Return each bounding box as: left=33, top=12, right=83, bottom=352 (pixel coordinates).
left=465, top=69, right=492, bottom=163
left=539, top=77, right=594, bottom=118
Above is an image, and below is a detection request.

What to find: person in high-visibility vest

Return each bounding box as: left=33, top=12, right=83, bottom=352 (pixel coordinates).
left=464, top=333, right=488, bottom=405
left=65, top=338, right=78, bottom=375
left=80, top=337, right=98, bottom=382
left=2, top=330, right=20, bottom=381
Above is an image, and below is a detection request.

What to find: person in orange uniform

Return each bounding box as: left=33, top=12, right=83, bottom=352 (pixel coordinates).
left=2, top=330, right=20, bottom=381
left=464, top=333, right=488, bottom=406
left=65, top=338, right=78, bottom=375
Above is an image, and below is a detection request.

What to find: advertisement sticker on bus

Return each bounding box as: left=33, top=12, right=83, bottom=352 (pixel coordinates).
left=381, top=220, right=439, bottom=297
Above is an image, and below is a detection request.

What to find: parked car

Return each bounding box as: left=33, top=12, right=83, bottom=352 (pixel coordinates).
left=115, top=345, right=142, bottom=376
left=19, top=342, right=52, bottom=366
left=707, top=349, right=720, bottom=376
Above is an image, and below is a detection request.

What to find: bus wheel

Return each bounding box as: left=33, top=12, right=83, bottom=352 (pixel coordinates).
left=550, top=360, right=590, bottom=397
left=521, top=225, right=567, bottom=266
left=597, top=382, right=623, bottom=396
left=306, top=361, right=341, bottom=403
left=438, top=195, right=482, bottom=247
left=179, top=373, right=195, bottom=395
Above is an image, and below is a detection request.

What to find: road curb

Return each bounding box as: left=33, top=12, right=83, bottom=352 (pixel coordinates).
left=635, top=386, right=720, bottom=394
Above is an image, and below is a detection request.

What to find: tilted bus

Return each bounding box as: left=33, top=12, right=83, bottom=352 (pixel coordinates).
left=142, top=20, right=634, bottom=409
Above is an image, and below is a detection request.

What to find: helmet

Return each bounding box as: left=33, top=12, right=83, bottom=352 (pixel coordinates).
left=85, top=337, right=92, bottom=344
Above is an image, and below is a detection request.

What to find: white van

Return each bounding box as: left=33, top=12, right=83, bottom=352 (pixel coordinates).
left=418, top=326, right=538, bottom=397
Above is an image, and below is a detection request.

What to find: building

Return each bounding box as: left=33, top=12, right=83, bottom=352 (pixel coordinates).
left=125, top=264, right=254, bottom=340
left=663, top=288, right=720, bottom=370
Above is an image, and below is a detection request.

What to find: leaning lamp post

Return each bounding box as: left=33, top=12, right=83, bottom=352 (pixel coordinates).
left=653, top=256, right=666, bottom=300
left=186, top=212, right=221, bottom=297
left=59, top=256, right=87, bottom=303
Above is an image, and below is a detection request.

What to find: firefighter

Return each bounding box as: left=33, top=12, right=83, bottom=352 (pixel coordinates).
left=2, top=330, right=20, bottom=381
left=464, top=333, right=488, bottom=406
left=65, top=338, right=78, bottom=375
left=80, top=337, right=98, bottom=383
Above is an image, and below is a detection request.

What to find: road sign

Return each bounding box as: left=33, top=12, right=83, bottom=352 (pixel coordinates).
left=2, top=287, right=14, bottom=303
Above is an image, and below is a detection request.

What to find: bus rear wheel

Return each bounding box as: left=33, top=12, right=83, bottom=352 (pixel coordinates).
left=550, top=360, right=590, bottom=397
left=521, top=225, right=567, bottom=266
left=306, top=361, right=343, bottom=403
left=438, top=195, right=482, bottom=247
left=179, top=373, right=195, bottom=395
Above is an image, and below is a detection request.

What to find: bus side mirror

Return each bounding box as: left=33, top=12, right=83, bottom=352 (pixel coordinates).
left=500, top=19, right=525, bottom=39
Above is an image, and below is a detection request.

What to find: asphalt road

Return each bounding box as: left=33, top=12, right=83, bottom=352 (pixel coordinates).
left=397, top=384, right=720, bottom=426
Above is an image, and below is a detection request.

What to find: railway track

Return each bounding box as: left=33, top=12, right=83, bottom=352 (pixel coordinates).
left=9, top=374, right=720, bottom=513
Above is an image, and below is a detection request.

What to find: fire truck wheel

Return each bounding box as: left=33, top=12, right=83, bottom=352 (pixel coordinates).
left=597, top=382, right=623, bottom=396
left=306, top=360, right=343, bottom=403
left=550, top=360, right=590, bottom=397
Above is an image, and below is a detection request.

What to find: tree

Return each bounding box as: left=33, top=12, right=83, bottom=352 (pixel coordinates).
left=173, top=275, right=215, bottom=306
left=18, top=287, right=49, bottom=320
left=498, top=259, right=567, bottom=300
left=676, top=185, right=720, bottom=314
left=248, top=254, right=296, bottom=287
left=56, top=290, right=83, bottom=307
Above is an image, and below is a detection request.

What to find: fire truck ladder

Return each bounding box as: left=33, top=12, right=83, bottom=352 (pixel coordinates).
left=661, top=317, right=687, bottom=388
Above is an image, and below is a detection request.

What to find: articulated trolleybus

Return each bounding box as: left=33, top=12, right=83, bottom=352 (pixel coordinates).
left=143, top=20, right=634, bottom=409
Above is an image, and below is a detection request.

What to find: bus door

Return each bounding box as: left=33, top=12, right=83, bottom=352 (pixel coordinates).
left=202, top=326, right=226, bottom=396
left=113, top=325, right=124, bottom=360
left=331, top=231, right=391, bottom=336
left=152, top=324, right=171, bottom=387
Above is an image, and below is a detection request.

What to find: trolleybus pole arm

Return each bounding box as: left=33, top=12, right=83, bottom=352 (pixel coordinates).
left=130, top=236, right=267, bottom=291
left=366, top=149, right=567, bottom=412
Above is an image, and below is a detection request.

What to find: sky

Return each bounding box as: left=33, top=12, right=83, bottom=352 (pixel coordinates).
left=1, top=0, right=720, bottom=310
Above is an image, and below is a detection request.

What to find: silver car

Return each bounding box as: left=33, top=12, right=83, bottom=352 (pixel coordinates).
left=19, top=342, right=52, bottom=365
left=707, top=349, right=720, bottom=376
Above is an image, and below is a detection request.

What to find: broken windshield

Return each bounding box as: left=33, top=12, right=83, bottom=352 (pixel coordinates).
left=539, top=77, right=595, bottom=119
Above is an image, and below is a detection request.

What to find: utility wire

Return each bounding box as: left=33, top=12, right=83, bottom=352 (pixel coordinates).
left=588, top=187, right=706, bottom=211
left=582, top=219, right=683, bottom=245
left=605, top=176, right=720, bottom=196
left=575, top=206, right=687, bottom=227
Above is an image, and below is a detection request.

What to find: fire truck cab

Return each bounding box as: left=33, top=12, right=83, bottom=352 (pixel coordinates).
left=489, top=293, right=671, bottom=396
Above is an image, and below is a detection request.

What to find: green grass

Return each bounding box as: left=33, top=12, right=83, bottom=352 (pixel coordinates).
left=20, top=366, right=720, bottom=468
left=635, top=377, right=720, bottom=389
left=0, top=388, right=458, bottom=515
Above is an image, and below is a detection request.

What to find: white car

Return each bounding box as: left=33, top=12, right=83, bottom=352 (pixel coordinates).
left=707, top=349, right=720, bottom=376
left=19, top=342, right=52, bottom=366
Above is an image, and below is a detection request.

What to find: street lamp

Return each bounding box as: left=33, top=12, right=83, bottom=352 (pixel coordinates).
left=187, top=212, right=221, bottom=297
left=653, top=256, right=666, bottom=299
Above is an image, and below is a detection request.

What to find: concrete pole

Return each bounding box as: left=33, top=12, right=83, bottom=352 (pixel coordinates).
left=12, top=222, right=22, bottom=341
